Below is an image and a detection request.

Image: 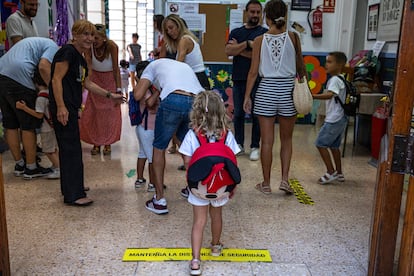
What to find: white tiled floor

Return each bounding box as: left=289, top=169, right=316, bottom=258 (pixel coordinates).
left=2, top=105, right=376, bottom=275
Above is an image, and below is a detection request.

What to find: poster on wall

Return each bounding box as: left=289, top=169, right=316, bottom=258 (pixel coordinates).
left=367, top=4, right=380, bottom=40
left=377, top=0, right=403, bottom=42
left=291, top=0, right=312, bottom=11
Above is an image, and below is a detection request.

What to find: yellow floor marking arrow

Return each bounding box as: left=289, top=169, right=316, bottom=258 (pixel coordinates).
left=289, top=179, right=315, bottom=205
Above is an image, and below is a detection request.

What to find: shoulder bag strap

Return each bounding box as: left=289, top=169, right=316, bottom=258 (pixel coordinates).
left=290, top=32, right=306, bottom=79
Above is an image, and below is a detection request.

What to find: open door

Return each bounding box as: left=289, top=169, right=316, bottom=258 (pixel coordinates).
left=368, top=0, right=414, bottom=274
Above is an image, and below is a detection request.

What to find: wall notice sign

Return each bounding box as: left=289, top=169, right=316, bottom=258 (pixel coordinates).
left=323, top=0, right=336, bottom=13
left=377, top=0, right=404, bottom=42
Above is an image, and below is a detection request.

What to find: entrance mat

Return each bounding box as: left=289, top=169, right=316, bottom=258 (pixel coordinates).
left=123, top=248, right=272, bottom=262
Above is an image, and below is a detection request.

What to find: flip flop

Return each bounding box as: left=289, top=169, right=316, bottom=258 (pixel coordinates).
left=255, top=182, right=271, bottom=195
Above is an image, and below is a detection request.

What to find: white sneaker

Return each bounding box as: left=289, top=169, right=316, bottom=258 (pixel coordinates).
left=249, top=148, right=260, bottom=161
left=46, top=168, right=60, bottom=179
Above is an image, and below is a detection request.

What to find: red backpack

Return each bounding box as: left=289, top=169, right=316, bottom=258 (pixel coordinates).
left=187, top=130, right=241, bottom=201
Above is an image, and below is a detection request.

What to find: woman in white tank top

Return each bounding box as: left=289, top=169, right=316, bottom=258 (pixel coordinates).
left=243, top=0, right=306, bottom=196
left=163, top=14, right=210, bottom=90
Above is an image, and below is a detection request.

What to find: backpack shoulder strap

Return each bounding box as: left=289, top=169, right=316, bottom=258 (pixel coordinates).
left=333, top=75, right=346, bottom=108
left=38, top=92, right=49, bottom=98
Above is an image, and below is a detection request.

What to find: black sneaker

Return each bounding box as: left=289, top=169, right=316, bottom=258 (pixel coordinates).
left=14, top=163, right=25, bottom=177
left=23, top=166, right=53, bottom=180
left=180, top=186, right=189, bottom=198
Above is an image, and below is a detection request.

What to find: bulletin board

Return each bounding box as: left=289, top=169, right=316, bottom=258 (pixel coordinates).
left=199, top=4, right=237, bottom=63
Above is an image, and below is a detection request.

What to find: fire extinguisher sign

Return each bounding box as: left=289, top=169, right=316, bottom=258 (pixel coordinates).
left=323, top=0, right=336, bottom=13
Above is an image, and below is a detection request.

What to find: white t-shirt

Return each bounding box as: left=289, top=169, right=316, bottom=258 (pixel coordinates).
left=35, top=90, right=53, bottom=133
left=325, top=75, right=346, bottom=123
left=140, top=59, right=204, bottom=100
left=179, top=129, right=241, bottom=157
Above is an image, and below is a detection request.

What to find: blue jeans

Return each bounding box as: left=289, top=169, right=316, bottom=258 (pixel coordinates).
left=153, top=93, right=193, bottom=150
left=232, top=80, right=260, bottom=149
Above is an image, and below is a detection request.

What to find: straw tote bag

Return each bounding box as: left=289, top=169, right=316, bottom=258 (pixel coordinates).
left=293, top=76, right=313, bottom=114
left=291, top=32, right=312, bottom=114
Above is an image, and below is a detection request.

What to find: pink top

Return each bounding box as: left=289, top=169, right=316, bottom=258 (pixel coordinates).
left=140, top=90, right=157, bottom=130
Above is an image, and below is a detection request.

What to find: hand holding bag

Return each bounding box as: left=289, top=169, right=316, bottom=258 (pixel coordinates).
left=291, top=32, right=312, bottom=114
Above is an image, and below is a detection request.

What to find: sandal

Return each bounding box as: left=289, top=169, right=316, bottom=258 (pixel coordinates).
left=318, top=172, right=338, bottom=184
left=91, top=146, right=100, bottom=155
left=103, top=145, right=111, bottom=155
left=255, top=182, right=271, bottom=195
left=189, top=258, right=201, bottom=275
left=333, top=172, right=345, bottom=182
left=279, top=180, right=294, bottom=195
left=210, top=242, right=224, bottom=256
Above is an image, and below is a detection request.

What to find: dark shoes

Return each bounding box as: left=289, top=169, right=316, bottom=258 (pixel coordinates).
left=65, top=197, right=94, bottom=207
left=23, top=166, right=53, bottom=180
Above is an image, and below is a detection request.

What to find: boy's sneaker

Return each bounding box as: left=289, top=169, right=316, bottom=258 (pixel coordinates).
left=145, top=195, right=168, bottom=215
left=14, top=163, right=25, bottom=177
left=180, top=186, right=189, bottom=198
left=210, top=243, right=224, bottom=257
left=23, top=166, right=53, bottom=180
left=46, top=168, right=60, bottom=179
left=135, top=178, right=146, bottom=188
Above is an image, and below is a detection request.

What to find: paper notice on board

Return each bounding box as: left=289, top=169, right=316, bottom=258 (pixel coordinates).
left=372, top=41, right=385, bottom=57
left=229, top=9, right=243, bottom=32
left=181, top=14, right=206, bottom=32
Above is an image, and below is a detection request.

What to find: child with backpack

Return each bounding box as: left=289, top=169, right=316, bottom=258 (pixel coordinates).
left=312, top=51, right=348, bottom=184
left=132, top=61, right=158, bottom=191
left=15, top=69, right=59, bottom=179
left=178, top=91, right=241, bottom=275
left=120, top=59, right=130, bottom=100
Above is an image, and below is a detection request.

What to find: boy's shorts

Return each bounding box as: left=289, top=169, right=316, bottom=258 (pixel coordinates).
left=136, top=125, right=154, bottom=163
left=188, top=191, right=229, bottom=207
left=0, top=75, right=42, bottom=130
left=315, top=116, right=348, bottom=149
left=153, top=93, right=193, bottom=150
left=40, top=131, right=58, bottom=153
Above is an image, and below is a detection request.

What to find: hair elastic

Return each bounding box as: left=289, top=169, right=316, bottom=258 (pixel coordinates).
left=274, top=16, right=285, bottom=22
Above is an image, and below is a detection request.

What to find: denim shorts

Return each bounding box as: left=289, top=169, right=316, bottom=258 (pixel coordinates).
left=153, top=93, right=193, bottom=150
left=315, top=116, right=348, bottom=149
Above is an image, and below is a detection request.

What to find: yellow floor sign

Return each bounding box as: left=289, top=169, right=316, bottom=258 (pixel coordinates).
left=123, top=248, right=272, bottom=262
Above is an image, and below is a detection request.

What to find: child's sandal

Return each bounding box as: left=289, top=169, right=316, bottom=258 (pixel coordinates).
left=189, top=258, right=201, bottom=275
left=210, top=242, right=224, bottom=256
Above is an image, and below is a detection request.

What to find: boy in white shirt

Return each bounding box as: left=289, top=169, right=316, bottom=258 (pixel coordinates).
left=312, top=51, right=348, bottom=184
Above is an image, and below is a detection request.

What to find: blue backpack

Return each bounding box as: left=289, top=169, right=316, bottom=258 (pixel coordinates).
left=128, top=91, right=148, bottom=129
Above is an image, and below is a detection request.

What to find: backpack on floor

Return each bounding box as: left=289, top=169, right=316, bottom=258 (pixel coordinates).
left=128, top=91, right=148, bottom=128
left=187, top=130, right=241, bottom=201
left=335, top=75, right=360, bottom=116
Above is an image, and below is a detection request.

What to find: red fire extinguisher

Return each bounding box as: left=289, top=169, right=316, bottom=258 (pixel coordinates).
left=308, top=5, right=323, bottom=37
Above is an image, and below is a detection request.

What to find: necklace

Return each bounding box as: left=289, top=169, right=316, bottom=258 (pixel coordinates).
left=95, top=42, right=107, bottom=60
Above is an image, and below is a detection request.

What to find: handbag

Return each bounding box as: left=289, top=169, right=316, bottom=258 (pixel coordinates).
left=290, top=31, right=312, bottom=114
left=293, top=76, right=313, bottom=114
